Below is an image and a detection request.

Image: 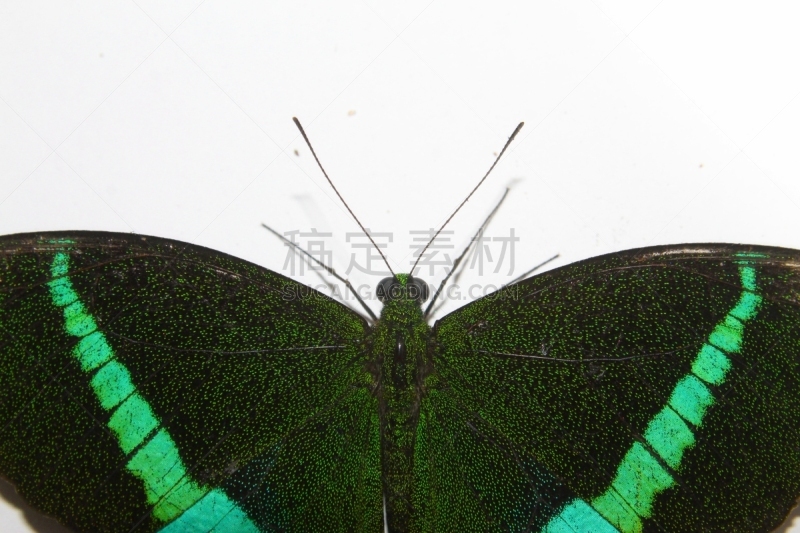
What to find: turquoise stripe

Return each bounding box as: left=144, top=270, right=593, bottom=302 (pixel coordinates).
left=690, top=344, right=730, bottom=385
left=589, top=490, right=637, bottom=533
left=608, top=443, right=674, bottom=517
left=544, top=499, right=618, bottom=533
left=544, top=265, right=762, bottom=533
left=108, top=393, right=160, bottom=454
left=708, top=315, right=743, bottom=353
left=75, top=331, right=114, bottom=371
left=643, top=408, right=694, bottom=469
left=160, top=489, right=260, bottom=533
left=91, top=360, right=136, bottom=410
left=48, top=253, right=259, bottom=532
left=668, top=375, right=713, bottom=427
left=729, top=291, right=761, bottom=321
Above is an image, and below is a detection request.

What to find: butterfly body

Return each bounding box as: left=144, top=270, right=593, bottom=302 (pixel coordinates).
left=2, top=232, right=800, bottom=533
left=371, top=275, right=431, bottom=531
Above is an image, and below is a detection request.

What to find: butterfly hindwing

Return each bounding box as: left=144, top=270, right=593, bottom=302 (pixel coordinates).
left=0, top=232, right=382, bottom=533
left=424, top=244, right=800, bottom=532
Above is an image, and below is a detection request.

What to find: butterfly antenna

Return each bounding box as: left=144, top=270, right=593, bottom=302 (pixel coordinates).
left=503, top=253, right=560, bottom=287
left=424, top=188, right=510, bottom=318
left=293, top=117, right=396, bottom=278
left=261, top=222, right=378, bottom=322
left=410, top=121, right=524, bottom=276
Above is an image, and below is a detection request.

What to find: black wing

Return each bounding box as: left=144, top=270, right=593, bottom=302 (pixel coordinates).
left=417, top=244, right=800, bottom=533
left=0, top=232, right=383, bottom=533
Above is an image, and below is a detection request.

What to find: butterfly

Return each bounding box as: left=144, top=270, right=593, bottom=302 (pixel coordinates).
left=2, top=121, right=800, bottom=533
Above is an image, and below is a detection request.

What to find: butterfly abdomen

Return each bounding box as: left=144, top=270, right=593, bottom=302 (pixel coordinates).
left=373, top=297, right=431, bottom=533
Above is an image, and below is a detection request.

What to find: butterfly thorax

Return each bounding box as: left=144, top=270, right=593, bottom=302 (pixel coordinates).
left=372, top=275, right=431, bottom=533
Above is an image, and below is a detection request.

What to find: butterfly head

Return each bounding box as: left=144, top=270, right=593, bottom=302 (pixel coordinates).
left=376, top=274, right=429, bottom=306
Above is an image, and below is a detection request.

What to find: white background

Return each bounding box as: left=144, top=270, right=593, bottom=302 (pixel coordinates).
left=1, top=1, right=800, bottom=532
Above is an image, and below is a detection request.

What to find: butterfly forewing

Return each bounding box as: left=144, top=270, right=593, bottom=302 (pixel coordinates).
left=0, top=232, right=382, bottom=533
left=424, top=244, right=800, bottom=533
left=4, top=232, right=800, bottom=533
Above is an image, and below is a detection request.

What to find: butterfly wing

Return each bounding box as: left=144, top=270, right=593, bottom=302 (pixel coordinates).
left=418, top=244, right=800, bottom=533
left=0, top=232, right=382, bottom=533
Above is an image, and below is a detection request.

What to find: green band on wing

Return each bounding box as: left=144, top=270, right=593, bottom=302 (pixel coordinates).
left=75, top=331, right=114, bottom=371
left=668, top=375, right=713, bottom=427
left=48, top=253, right=259, bottom=532
left=607, top=442, right=674, bottom=517
left=543, top=499, right=618, bottom=533
left=643, top=408, right=694, bottom=469
left=691, top=344, right=730, bottom=386
left=108, top=394, right=160, bottom=454
left=543, top=265, right=762, bottom=533
left=91, top=360, right=135, bottom=410
left=159, top=489, right=260, bottom=533
left=708, top=316, right=743, bottom=354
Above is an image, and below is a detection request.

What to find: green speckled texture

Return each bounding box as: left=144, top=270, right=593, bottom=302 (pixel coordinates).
left=2, top=233, right=800, bottom=532
left=0, top=232, right=381, bottom=532
left=422, top=245, right=800, bottom=532
left=371, top=275, right=431, bottom=531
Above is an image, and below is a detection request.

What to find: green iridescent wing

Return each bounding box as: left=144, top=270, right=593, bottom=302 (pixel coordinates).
left=419, top=244, right=800, bottom=533
left=0, top=232, right=382, bottom=533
